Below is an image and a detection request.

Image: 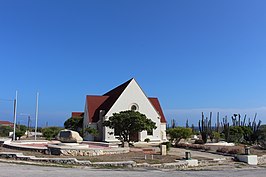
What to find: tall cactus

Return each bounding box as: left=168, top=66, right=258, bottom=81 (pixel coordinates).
left=221, top=116, right=230, bottom=142
left=249, top=113, right=261, bottom=143
left=198, top=112, right=212, bottom=143
left=216, top=112, right=221, bottom=133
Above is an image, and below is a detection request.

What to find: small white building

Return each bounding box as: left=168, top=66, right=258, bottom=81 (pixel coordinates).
left=82, top=78, right=167, bottom=143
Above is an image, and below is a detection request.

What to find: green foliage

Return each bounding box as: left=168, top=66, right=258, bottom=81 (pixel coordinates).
left=15, top=130, right=25, bottom=139
left=42, top=127, right=63, bottom=140
left=167, top=127, right=192, bottom=145
left=64, top=117, right=83, bottom=133
left=229, top=126, right=244, bottom=143
left=198, top=113, right=262, bottom=145
left=258, top=125, right=266, bottom=149
left=240, top=126, right=253, bottom=143
left=213, top=132, right=220, bottom=143
left=103, top=110, right=156, bottom=143
left=18, top=125, right=27, bottom=132
left=0, top=126, right=13, bottom=137
left=37, top=127, right=43, bottom=132
left=85, top=127, right=98, bottom=137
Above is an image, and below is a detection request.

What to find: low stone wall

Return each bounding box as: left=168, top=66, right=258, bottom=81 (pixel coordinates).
left=199, top=158, right=229, bottom=166
left=0, top=152, right=135, bottom=167
left=57, top=147, right=129, bottom=156
left=136, top=161, right=189, bottom=169
left=0, top=151, right=192, bottom=169
left=3, top=140, right=128, bottom=157
left=3, top=143, right=47, bottom=153
left=82, top=141, right=118, bottom=148
left=258, top=155, right=266, bottom=165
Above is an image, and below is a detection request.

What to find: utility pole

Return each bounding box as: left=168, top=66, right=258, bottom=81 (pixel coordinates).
left=27, top=115, right=30, bottom=138
left=13, top=91, right=18, bottom=141
left=34, top=92, right=39, bottom=140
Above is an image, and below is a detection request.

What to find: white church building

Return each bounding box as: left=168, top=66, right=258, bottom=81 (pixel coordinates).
left=82, top=78, right=167, bottom=143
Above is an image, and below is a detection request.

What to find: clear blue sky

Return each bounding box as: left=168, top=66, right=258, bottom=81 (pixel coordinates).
left=0, top=0, right=266, bottom=127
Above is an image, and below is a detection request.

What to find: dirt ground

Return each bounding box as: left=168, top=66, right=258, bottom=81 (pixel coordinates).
left=0, top=146, right=179, bottom=164
left=1, top=143, right=265, bottom=164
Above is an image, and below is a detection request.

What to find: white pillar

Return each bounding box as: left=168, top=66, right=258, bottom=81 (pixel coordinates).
left=34, top=92, right=39, bottom=140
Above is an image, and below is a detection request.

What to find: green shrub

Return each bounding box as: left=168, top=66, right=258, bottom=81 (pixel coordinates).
left=0, top=126, right=13, bottom=137
left=15, top=130, right=25, bottom=140
left=213, top=132, right=220, bottom=143
left=42, top=127, right=63, bottom=140
left=167, top=127, right=193, bottom=145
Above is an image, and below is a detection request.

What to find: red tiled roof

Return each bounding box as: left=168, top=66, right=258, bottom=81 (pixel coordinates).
left=148, top=97, right=167, bottom=123
left=103, top=78, right=132, bottom=97
left=71, top=112, right=84, bottom=118
left=86, top=95, right=109, bottom=123
left=0, top=120, right=14, bottom=126
left=86, top=79, right=132, bottom=123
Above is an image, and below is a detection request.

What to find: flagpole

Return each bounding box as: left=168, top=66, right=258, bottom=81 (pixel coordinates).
left=13, top=91, right=18, bottom=141
left=34, top=92, right=39, bottom=141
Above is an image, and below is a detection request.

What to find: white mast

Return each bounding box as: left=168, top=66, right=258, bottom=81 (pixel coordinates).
left=34, top=92, right=39, bottom=141
left=13, top=91, right=18, bottom=141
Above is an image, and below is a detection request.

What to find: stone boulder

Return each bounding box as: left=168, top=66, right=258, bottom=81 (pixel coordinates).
left=57, top=129, right=83, bottom=143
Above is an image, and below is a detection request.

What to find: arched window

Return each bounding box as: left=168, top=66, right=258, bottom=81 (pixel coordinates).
left=130, top=104, right=139, bottom=111
left=131, top=105, right=137, bottom=111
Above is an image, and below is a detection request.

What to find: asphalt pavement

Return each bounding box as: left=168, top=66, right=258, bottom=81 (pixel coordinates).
left=1, top=162, right=266, bottom=177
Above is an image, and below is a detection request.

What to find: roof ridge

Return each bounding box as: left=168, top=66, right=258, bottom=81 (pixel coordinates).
left=103, top=78, right=133, bottom=96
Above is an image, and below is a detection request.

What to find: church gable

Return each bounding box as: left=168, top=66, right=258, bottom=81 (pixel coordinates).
left=82, top=78, right=167, bottom=142
left=84, top=79, right=132, bottom=123
left=105, top=79, right=161, bottom=121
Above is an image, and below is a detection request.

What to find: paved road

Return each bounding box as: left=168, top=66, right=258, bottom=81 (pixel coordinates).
left=0, top=162, right=266, bottom=177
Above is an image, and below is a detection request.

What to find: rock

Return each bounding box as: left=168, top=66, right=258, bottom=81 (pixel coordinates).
left=57, top=129, right=83, bottom=143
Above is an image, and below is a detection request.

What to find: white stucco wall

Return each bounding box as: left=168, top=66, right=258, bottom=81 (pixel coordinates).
left=83, top=101, right=89, bottom=139
left=103, top=79, right=162, bottom=142
left=161, top=123, right=167, bottom=141
left=83, top=100, right=98, bottom=141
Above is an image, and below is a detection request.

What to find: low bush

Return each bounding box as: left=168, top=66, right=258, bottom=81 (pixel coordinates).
left=42, top=126, right=63, bottom=140
left=216, top=147, right=229, bottom=153
left=175, top=143, right=210, bottom=151
left=228, top=148, right=242, bottom=154
left=194, top=139, right=204, bottom=144
left=216, top=147, right=242, bottom=154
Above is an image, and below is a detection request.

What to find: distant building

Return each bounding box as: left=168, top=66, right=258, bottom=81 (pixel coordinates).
left=79, top=78, right=167, bottom=143
left=71, top=112, right=84, bottom=119
left=0, top=120, right=14, bottom=127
